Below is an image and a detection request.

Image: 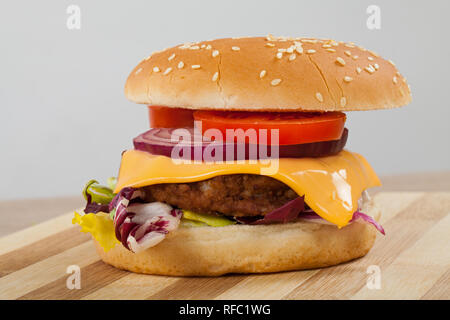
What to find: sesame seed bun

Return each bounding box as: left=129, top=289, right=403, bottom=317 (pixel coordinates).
left=94, top=198, right=380, bottom=276
left=125, top=36, right=411, bottom=112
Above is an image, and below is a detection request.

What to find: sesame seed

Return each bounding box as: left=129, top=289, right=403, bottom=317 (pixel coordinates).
left=177, top=61, right=184, bottom=69
left=344, top=50, right=352, bottom=57
left=352, top=55, right=359, bottom=60
left=393, top=76, right=398, bottom=84
left=271, top=79, right=282, bottom=86
left=278, top=48, right=287, bottom=53
left=265, top=42, right=275, bottom=47
left=201, top=44, right=206, bottom=48
left=153, top=67, right=160, bottom=73
left=368, top=56, right=374, bottom=61
left=286, top=47, right=294, bottom=53
left=374, top=63, right=379, bottom=70
left=344, top=76, right=353, bottom=82
left=276, top=52, right=283, bottom=59
left=144, top=55, right=151, bottom=61
left=356, top=67, right=362, bottom=74
left=191, top=65, right=201, bottom=69
left=205, top=44, right=212, bottom=50
left=388, top=59, right=396, bottom=66
left=340, top=97, right=347, bottom=107
left=266, top=34, right=275, bottom=41
left=326, top=48, right=336, bottom=53
left=307, top=49, right=316, bottom=54
left=336, top=57, right=346, bottom=66
left=168, top=53, right=176, bottom=61
left=260, top=70, right=267, bottom=78
left=212, top=72, right=219, bottom=82
left=344, top=43, right=355, bottom=48
left=289, top=53, right=296, bottom=61
left=369, top=50, right=379, bottom=57
left=295, top=46, right=303, bottom=54
left=322, top=44, right=332, bottom=48
left=364, top=65, right=375, bottom=74
left=212, top=50, right=219, bottom=57
left=135, top=68, right=142, bottom=75
left=232, top=46, right=240, bottom=51
left=302, top=39, right=318, bottom=44
left=189, top=45, right=200, bottom=50
left=178, top=43, right=191, bottom=49
left=163, top=67, right=172, bottom=75
left=316, top=92, right=324, bottom=102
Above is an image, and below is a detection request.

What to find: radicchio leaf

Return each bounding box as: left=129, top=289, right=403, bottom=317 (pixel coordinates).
left=84, top=202, right=110, bottom=214
left=296, top=209, right=385, bottom=234
left=109, top=188, right=182, bottom=252
left=351, top=211, right=385, bottom=235
left=236, top=197, right=385, bottom=235
left=236, top=197, right=305, bottom=224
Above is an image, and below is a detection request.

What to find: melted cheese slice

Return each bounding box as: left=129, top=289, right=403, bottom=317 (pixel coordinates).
left=115, top=150, right=381, bottom=227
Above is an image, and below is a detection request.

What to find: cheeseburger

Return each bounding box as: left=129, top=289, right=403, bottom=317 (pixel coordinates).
left=74, top=36, right=411, bottom=276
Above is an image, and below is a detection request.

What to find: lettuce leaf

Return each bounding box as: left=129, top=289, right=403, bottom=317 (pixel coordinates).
left=180, top=219, right=208, bottom=227
left=72, top=211, right=119, bottom=252
left=182, top=210, right=236, bottom=227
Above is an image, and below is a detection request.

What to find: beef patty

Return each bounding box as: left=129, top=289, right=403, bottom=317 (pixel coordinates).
left=142, top=174, right=298, bottom=217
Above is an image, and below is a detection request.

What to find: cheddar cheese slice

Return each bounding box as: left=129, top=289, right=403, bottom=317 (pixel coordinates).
left=115, top=150, right=380, bottom=227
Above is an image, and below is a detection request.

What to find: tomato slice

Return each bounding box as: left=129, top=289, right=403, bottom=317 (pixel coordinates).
left=193, top=111, right=346, bottom=145
left=148, top=106, right=194, bottom=128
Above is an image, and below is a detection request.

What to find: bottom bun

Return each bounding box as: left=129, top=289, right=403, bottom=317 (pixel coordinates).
left=94, top=199, right=380, bottom=276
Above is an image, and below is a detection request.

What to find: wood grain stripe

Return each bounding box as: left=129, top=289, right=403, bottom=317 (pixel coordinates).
left=82, top=273, right=180, bottom=300
left=0, top=227, right=90, bottom=277
left=1, top=192, right=448, bottom=300
left=0, top=211, right=75, bottom=255
left=373, top=192, right=425, bottom=224
left=215, top=270, right=318, bottom=300
left=421, top=268, right=450, bottom=300
left=18, top=261, right=128, bottom=300
left=283, top=193, right=450, bottom=299
left=147, top=275, right=246, bottom=300
left=0, top=241, right=98, bottom=300
left=352, top=213, right=450, bottom=299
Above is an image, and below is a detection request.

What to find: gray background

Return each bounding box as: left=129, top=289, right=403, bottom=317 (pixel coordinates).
left=1, top=0, right=449, bottom=200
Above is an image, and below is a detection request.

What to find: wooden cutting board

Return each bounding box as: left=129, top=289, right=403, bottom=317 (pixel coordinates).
left=0, top=192, right=449, bottom=300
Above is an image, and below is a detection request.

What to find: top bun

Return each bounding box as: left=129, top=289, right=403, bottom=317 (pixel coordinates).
left=125, top=36, right=411, bottom=112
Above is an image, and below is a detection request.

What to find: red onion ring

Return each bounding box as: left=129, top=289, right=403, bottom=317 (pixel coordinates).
left=133, top=128, right=348, bottom=160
